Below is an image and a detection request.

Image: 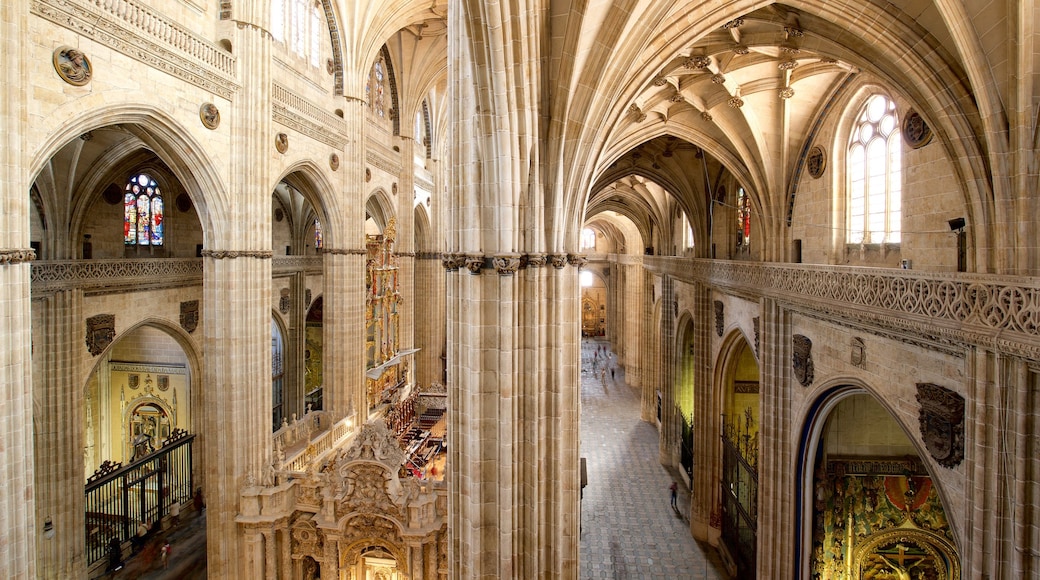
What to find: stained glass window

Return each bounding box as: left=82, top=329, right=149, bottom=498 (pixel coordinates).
left=124, top=173, right=163, bottom=246
left=736, top=187, right=750, bottom=249
left=314, top=218, right=323, bottom=250
left=848, top=94, right=901, bottom=244
left=367, top=52, right=387, bottom=118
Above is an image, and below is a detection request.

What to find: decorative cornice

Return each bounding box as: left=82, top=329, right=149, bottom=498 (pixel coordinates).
left=397, top=251, right=416, bottom=258
left=321, top=248, right=367, bottom=256
left=0, top=249, right=37, bottom=265
left=417, top=252, right=441, bottom=261
left=32, top=0, right=237, bottom=99
left=201, top=250, right=273, bottom=259
left=32, top=258, right=201, bottom=294
left=414, top=176, right=435, bottom=192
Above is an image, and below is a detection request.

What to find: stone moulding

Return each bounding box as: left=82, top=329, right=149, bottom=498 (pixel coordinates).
left=32, top=0, right=238, bottom=99
left=644, top=257, right=1040, bottom=357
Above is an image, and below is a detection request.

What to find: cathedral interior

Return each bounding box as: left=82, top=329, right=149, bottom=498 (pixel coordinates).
left=2, top=0, right=1039, bottom=578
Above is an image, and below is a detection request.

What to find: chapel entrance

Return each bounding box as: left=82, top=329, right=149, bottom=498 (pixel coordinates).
left=719, top=337, right=758, bottom=577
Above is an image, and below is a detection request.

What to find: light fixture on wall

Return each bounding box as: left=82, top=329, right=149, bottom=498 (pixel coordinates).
left=948, top=217, right=965, bottom=232
left=42, top=517, right=55, bottom=540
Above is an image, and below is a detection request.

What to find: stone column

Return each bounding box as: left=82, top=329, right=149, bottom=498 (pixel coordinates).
left=658, top=275, right=678, bottom=466
left=415, top=253, right=446, bottom=386
left=395, top=136, right=416, bottom=385
left=202, top=6, right=272, bottom=576
left=0, top=1, right=37, bottom=576
left=754, top=297, right=793, bottom=580
left=33, top=290, right=86, bottom=579
left=321, top=249, right=365, bottom=419
left=689, top=282, right=715, bottom=540
left=285, top=271, right=308, bottom=420
left=638, top=266, right=655, bottom=422
left=321, top=93, right=366, bottom=420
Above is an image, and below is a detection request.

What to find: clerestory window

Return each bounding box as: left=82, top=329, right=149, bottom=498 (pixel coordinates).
left=847, top=94, right=901, bottom=244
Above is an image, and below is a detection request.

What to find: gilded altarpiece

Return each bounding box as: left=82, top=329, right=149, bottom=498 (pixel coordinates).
left=366, top=220, right=403, bottom=408
left=811, top=458, right=959, bottom=579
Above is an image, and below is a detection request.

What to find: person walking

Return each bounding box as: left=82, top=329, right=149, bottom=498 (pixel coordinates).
left=160, top=541, right=171, bottom=569
left=670, top=481, right=678, bottom=509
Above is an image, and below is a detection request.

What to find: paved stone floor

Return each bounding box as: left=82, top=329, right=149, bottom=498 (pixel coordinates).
left=580, top=338, right=727, bottom=580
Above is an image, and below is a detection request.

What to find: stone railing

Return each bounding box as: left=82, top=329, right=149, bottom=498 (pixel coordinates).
left=31, top=258, right=202, bottom=294
left=645, top=257, right=1040, bottom=355
left=276, top=413, right=355, bottom=473
left=33, top=0, right=237, bottom=98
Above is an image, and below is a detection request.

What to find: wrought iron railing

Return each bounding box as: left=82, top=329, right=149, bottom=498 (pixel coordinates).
left=84, top=430, right=194, bottom=565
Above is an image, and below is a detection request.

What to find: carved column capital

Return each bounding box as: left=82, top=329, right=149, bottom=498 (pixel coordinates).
left=464, top=254, right=485, bottom=275
left=567, top=254, right=588, bottom=269
left=548, top=253, right=568, bottom=269
left=492, top=253, right=521, bottom=275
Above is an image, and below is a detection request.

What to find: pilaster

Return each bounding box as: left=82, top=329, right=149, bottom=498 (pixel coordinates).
left=0, top=1, right=37, bottom=577
left=321, top=249, right=365, bottom=418
left=639, top=266, right=655, bottom=422
left=658, top=275, right=678, bottom=466
left=204, top=6, right=273, bottom=576
left=689, top=282, right=714, bottom=539
left=755, top=297, right=794, bottom=580
left=33, top=290, right=86, bottom=579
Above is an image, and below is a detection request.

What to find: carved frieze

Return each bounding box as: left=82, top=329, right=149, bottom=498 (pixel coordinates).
left=0, top=248, right=36, bottom=265
left=86, top=314, right=115, bottom=356
left=792, top=334, right=814, bottom=387
left=180, top=300, right=199, bottom=334
left=713, top=300, right=724, bottom=337
left=915, top=383, right=965, bottom=468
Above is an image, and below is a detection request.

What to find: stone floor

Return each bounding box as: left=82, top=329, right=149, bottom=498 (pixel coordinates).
left=579, top=338, right=727, bottom=580
left=95, top=509, right=207, bottom=580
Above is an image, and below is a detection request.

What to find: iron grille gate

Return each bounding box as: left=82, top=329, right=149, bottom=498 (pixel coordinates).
left=721, top=415, right=758, bottom=578
left=84, top=430, right=194, bottom=565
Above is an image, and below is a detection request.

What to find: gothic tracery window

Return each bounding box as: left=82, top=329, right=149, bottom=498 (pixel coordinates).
left=271, top=0, right=324, bottom=69
left=313, top=218, right=323, bottom=250
left=124, top=173, right=163, bottom=246
left=847, top=94, right=902, bottom=244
